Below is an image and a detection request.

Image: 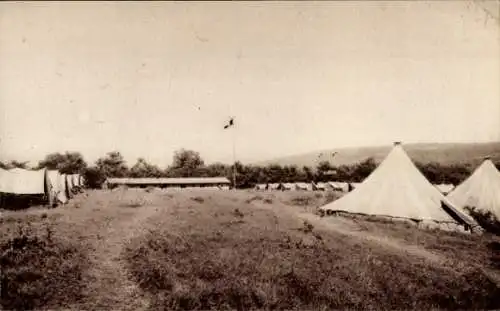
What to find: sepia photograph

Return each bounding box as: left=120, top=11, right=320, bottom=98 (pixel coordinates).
left=0, top=1, right=499, bottom=310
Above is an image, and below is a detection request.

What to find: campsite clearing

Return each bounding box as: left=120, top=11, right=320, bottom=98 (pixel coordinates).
left=1, top=189, right=500, bottom=310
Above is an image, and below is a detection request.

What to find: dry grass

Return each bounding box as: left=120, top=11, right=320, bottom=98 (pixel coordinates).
left=1, top=189, right=500, bottom=310
left=0, top=218, right=89, bottom=310
left=124, top=190, right=500, bottom=310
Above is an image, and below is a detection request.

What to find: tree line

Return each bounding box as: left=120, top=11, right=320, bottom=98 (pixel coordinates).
left=1, top=149, right=498, bottom=189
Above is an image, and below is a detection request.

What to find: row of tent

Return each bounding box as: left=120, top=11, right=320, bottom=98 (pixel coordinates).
left=254, top=181, right=360, bottom=192
left=0, top=167, right=85, bottom=209
left=319, top=142, right=500, bottom=232
left=255, top=181, right=454, bottom=194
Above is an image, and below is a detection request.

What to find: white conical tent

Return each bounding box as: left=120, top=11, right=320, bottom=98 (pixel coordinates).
left=447, top=159, right=500, bottom=219
left=320, top=144, right=474, bottom=224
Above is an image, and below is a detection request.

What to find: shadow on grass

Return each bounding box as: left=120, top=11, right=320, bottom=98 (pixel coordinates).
left=0, top=226, right=89, bottom=310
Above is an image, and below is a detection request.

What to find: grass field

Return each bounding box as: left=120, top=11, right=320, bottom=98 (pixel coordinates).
left=1, top=189, right=500, bottom=310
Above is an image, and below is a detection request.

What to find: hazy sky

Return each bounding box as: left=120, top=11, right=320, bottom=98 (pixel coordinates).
left=0, top=1, right=499, bottom=166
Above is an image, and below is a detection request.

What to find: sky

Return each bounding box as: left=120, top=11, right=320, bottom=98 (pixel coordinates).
left=0, top=1, right=499, bottom=167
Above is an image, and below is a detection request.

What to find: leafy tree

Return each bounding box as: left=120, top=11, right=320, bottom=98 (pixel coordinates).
left=205, top=163, right=230, bottom=177
left=96, top=151, right=128, bottom=177
left=167, top=149, right=205, bottom=177
left=302, top=166, right=315, bottom=182
left=129, top=158, right=162, bottom=178
left=316, top=161, right=334, bottom=182
left=350, top=157, right=377, bottom=182
left=266, top=164, right=284, bottom=183
left=4, top=160, right=30, bottom=169
left=38, top=152, right=87, bottom=174
left=0, top=161, right=7, bottom=169
left=82, top=166, right=106, bottom=189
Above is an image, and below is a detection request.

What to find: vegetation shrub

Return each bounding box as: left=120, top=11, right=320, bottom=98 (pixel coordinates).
left=465, top=206, right=500, bottom=235
left=324, top=191, right=339, bottom=205
left=0, top=226, right=88, bottom=310
left=263, top=198, right=273, bottom=204
left=191, top=196, right=204, bottom=203
left=245, top=195, right=263, bottom=204
left=290, top=195, right=313, bottom=207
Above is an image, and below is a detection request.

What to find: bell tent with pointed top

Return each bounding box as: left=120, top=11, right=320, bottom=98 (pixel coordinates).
left=447, top=158, right=500, bottom=219
left=320, top=142, right=474, bottom=225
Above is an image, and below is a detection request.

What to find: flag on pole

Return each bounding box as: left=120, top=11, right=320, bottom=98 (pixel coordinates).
left=224, top=117, right=235, bottom=129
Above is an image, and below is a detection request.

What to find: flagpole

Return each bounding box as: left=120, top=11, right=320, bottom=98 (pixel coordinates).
left=232, top=122, right=237, bottom=190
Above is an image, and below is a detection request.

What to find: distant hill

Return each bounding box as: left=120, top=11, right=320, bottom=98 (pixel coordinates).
left=256, top=142, right=500, bottom=168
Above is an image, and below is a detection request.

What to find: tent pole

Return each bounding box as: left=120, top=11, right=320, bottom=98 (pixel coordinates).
left=232, top=124, right=237, bottom=190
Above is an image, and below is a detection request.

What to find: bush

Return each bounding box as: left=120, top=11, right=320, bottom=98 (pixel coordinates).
left=245, top=195, right=263, bottom=204
left=324, top=191, right=339, bottom=205
left=290, top=196, right=313, bottom=207
left=191, top=196, right=204, bottom=203
left=0, top=226, right=88, bottom=310
left=465, top=206, right=500, bottom=235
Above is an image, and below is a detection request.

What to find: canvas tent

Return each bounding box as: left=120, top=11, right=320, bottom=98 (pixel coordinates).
left=279, top=183, right=294, bottom=191
left=47, top=170, right=61, bottom=205
left=447, top=158, right=500, bottom=219
left=319, top=143, right=476, bottom=229
left=0, top=168, right=14, bottom=193
left=46, top=170, right=68, bottom=204
left=295, top=182, right=313, bottom=191
left=58, top=173, right=69, bottom=204
left=268, top=183, right=280, bottom=190
left=327, top=181, right=349, bottom=192
left=79, top=174, right=85, bottom=188
left=66, top=174, right=74, bottom=198
left=5, top=168, right=47, bottom=195
left=71, top=174, right=80, bottom=191
left=0, top=168, right=53, bottom=207
left=314, top=182, right=327, bottom=191
left=255, top=184, right=268, bottom=191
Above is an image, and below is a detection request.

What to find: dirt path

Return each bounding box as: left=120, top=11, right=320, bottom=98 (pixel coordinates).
left=298, top=212, right=447, bottom=265
left=295, top=211, right=500, bottom=284
left=65, top=192, right=162, bottom=310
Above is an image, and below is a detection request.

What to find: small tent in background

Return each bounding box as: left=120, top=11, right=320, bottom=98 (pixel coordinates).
left=268, top=183, right=280, bottom=190
left=254, top=184, right=267, bottom=191
left=320, top=142, right=476, bottom=230
left=447, top=158, right=500, bottom=219
left=295, top=182, right=313, bottom=191
left=279, top=183, right=294, bottom=191
left=327, top=181, right=349, bottom=192
left=314, top=182, right=327, bottom=191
